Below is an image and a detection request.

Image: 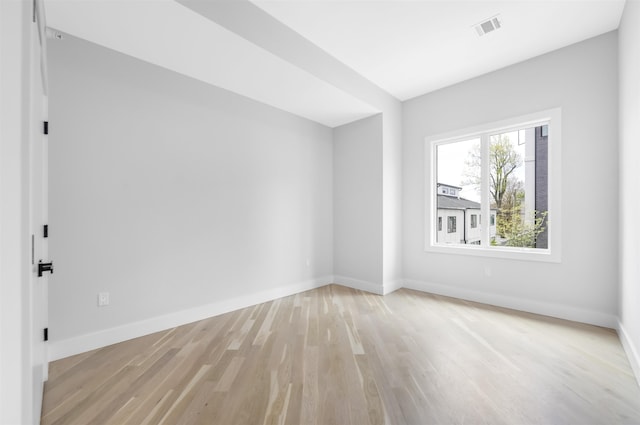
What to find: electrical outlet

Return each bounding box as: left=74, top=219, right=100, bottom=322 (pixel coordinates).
left=98, top=292, right=109, bottom=307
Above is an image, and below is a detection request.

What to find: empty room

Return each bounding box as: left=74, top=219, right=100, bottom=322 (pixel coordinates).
left=2, top=0, right=640, bottom=424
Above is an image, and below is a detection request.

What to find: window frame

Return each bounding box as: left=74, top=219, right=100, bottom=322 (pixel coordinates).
left=425, top=108, right=562, bottom=263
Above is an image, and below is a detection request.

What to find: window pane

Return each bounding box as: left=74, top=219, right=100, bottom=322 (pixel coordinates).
left=447, top=216, right=456, bottom=233
left=435, top=138, right=482, bottom=245
left=489, top=126, right=548, bottom=249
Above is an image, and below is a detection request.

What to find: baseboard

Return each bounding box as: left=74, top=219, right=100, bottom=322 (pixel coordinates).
left=383, top=279, right=403, bottom=295
left=49, top=275, right=621, bottom=362
left=618, top=321, right=640, bottom=387
left=333, top=275, right=384, bottom=295
left=48, top=276, right=332, bottom=362
left=403, top=279, right=618, bottom=329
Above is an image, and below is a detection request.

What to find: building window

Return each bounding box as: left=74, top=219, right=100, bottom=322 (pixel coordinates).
left=438, top=216, right=442, bottom=231
left=447, top=216, right=456, bottom=233
left=426, top=109, right=561, bottom=262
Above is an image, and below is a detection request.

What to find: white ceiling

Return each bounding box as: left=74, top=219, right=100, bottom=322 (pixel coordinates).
left=44, top=0, right=626, bottom=126
left=252, top=0, right=626, bottom=100
left=43, top=0, right=380, bottom=127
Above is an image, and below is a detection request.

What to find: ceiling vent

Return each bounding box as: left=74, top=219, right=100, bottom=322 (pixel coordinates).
left=474, top=15, right=502, bottom=37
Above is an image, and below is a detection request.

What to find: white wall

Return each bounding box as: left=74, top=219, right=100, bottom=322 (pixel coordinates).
left=403, top=32, right=619, bottom=327
left=48, top=36, right=334, bottom=358
left=382, top=107, right=403, bottom=293
left=175, top=0, right=404, bottom=295
left=618, top=0, right=640, bottom=382
left=333, top=115, right=384, bottom=292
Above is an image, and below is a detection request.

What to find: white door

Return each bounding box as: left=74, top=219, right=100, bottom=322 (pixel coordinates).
left=30, top=1, right=50, bottom=421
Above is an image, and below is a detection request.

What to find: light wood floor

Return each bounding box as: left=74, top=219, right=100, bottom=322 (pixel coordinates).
left=42, top=285, right=640, bottom=424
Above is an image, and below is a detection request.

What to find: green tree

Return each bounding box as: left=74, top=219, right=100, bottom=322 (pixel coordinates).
left=463, top=135, right=522, bottom=210
left=501, top=179, right=524, bottom=212
left=499, top=208, right=548, bottom=248
left=463, top=135, right=547, bottom=247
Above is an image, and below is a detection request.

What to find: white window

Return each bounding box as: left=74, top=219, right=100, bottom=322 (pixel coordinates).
left=426, top=109, right=561, bottom=262
left=447, top=216, right=456, bottom=233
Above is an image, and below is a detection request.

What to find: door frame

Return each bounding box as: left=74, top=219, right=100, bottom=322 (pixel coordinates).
left=0, top=0, right=49, bottom=423
left=29, top=0, right=50, bottom=419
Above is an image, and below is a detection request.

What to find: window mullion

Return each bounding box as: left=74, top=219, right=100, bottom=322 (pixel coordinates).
left=481, top=134, right=491, bottom=247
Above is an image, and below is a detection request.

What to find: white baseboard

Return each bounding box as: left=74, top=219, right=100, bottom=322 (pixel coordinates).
left=403, top=279, right=618, bottom=329
left=333, top=275, right=384, bottom=295
left=383, top=279, right=403, bottom=295
left=618, top=321, right=640, bottom=387
left=48, top=276, right=332, bottom=362
left=49, top=275, right=622, bottom=362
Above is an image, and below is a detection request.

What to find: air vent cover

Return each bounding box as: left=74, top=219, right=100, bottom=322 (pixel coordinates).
left=474, top=15, right=502, bottom=36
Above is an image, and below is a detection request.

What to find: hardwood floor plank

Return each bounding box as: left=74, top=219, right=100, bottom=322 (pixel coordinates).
left=136, top=389, right=174, bottom=425
left=300, top=346, right=319, bottom=425
left=156, top=364, right=212, bottom=425
left=42, top=285, right=640, bottom=424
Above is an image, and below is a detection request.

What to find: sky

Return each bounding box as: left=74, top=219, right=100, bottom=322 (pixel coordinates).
left=437, top=137, right=481, bottom=202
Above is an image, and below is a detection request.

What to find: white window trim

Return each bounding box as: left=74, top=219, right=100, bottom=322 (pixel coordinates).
left=424, top=108, right=562, bottom=263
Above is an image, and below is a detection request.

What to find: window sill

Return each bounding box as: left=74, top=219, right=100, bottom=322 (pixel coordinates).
left=425, top=243, right=561, bottom=263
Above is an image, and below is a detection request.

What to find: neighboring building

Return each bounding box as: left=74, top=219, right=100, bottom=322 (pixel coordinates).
left=524, top=125, right=549, bottom=249
left=535, top=125, right=549, bottom=248
left=436, top=183, right=497, bottom=245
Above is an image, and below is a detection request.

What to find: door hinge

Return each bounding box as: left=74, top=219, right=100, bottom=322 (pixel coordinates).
left=44, top=328, right=48, bottom=342
left=43, top=224, right=48, bottom=238
left=43, top=121, right=48, bottom=135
